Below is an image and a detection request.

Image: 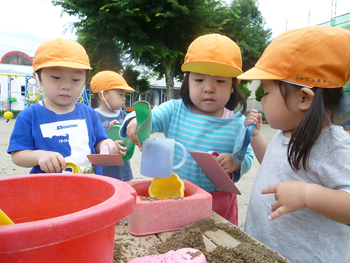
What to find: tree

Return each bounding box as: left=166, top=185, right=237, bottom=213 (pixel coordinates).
left=215, top=0, right=271, bottom=72
left=53, top=0, right=271, bottom=99
left=77, top=31, right=124, bottom=79
left=122, top=65, right=151, bottom=101
left=53, top=0, right=220, bottom=99
left=255, top=84, right=264, bottom=101
left=240, top=83, right=252, bottom=98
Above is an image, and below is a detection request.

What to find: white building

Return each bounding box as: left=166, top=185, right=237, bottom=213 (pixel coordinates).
left=246, top=80, right=263, bottom=113
left=0, top=51, right=34, bottom=111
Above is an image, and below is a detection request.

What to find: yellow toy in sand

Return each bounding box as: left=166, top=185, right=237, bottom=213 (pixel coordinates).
left=148, top=173, right=185, bottom=199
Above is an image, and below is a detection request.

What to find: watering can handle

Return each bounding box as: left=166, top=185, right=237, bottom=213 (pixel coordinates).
left=173, top=142, right=187, bottom=169
left=247, top=124, right=255, bottom=137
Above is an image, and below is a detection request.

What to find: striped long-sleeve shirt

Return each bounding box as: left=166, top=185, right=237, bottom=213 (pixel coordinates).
left=122, top=99, right=253, bottom=192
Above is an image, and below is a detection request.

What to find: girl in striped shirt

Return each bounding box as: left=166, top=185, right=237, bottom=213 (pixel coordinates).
left=123, top=34, right=253, bottom=225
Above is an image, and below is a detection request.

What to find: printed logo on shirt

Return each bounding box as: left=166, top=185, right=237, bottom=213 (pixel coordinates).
left=40, top=120, right=92, bottom=171
left=57, top=124, right=78, bottom=130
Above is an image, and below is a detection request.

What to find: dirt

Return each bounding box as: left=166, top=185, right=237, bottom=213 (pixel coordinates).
left=113, top=218, right=289, bottom=263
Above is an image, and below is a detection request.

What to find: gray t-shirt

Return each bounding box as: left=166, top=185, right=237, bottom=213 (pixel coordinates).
left=245, top=125, right=350, bottom=263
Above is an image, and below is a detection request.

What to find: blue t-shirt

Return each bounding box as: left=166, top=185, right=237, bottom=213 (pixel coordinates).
left=8, top=102, right=108, bottom=174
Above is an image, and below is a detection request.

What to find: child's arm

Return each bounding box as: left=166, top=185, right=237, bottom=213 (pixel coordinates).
left=11, top=150, right=65, bottom=173
left=245, top=109, right=268, bottom=163
left=262, top=181, right=350, bottom=224
left=126, top=118, right=140, bottom=147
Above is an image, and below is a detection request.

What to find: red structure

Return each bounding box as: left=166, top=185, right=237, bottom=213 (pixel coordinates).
left=0, top=51, right=33, bottom=66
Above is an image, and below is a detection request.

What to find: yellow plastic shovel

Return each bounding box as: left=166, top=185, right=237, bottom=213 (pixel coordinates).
left=0, top=209, right=14, bottom=225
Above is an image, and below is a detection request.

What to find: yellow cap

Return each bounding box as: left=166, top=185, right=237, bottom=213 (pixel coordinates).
left=181, top=34, right=242, bottom=78
left=238, top=26, right=350, bottom=88
left=90, top=71, right=135, bottom=93
left=33, top=38, right=91, bottom=72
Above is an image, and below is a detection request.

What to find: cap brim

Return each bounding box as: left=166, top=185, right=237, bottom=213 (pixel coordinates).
left=238, top=67, right=282, bottom=80
left=182, top=61, right=242, bottom=78
left=36, top=61, right=92, bottom=70
left=108, top=86, right=135, bottom=92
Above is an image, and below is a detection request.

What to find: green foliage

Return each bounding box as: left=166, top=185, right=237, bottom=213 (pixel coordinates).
left=214, top=0, right=272, bottom=73
left=240, top=83, right=251, bottom=98
left=52, top=0, right=271, bottom=99
left=255, top=84, right=264, bottom=101
left=75, top=24, right=125, bottom=80
left=122, top=65, right=151, bottom=100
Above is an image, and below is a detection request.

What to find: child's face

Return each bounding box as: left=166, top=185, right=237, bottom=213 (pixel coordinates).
left=260, top=80, right=305, bottom=132
left=188, top=72, right=233, bottom=117
left=40, top=67, right=86, bottom=108
left=101, top=89, right=126, bottom=111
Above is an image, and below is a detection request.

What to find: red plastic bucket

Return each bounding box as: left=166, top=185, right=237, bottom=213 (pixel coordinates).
left=0, top=173, right=136, bottom=263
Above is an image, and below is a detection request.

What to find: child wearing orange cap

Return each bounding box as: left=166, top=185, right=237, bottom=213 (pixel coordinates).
left=7, top=38, right=118, bottom=175
left=239, top=26, right=350, bottom=262
left=121, top=34, right=253, bottom=225
left=90, top=70, right=135, bottom=181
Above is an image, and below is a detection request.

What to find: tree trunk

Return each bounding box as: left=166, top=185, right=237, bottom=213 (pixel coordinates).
left=165, top=70, right=175, bottom=100
left=162, top=58, right=176, bottom=101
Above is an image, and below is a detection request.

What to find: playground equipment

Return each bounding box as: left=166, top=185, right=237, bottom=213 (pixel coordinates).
left=24, top=76, right=45, bottom=108
left=3, top=111, right=13, bottom=123
left=24, top=76, right=90, bottom=108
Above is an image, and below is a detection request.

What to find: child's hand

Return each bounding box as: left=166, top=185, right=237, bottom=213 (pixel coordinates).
left=215, top=153, right=240, bottom=174
left=115, top=140, right=127, bottom=157
left=126, top=118, right=141, bottom=148
left=261, top=181, right=309, bottom=220
left=38, top=152, right=66, bottom=173
left=109, top=119, right=120, bottom=127
left=245, top=109, right=262, bottom=137
left=99, top=139, right=118, bottom=154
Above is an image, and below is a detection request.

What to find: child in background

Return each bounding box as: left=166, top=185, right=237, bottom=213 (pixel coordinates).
left=122, top=34, right=253, bottom=225
left=7, top=38, right=118, bottom=175
left=90, top=70, right=135, bottom=181
left=239, top=26, right=350, bottom=262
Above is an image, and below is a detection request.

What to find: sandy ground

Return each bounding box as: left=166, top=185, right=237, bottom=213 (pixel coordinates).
left=0, top=118, right=277, bottom=230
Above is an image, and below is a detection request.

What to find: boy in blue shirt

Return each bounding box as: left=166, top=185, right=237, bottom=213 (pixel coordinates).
left=8, top=38, right=118, bottom=174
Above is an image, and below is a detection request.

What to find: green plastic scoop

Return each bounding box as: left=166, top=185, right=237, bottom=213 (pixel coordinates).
left=106, top=124, right=135, bottom=162
left=134, top=101, right=152, bottom=144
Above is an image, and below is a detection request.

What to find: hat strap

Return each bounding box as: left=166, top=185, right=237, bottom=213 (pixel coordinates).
left=100, top=90, right=116, bottom=112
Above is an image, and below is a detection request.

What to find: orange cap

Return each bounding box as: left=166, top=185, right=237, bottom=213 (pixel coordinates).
left=33, top=38, right=91, bottom=72
left=238, top=26, right=350, bottom=88
left=181, top=34, right=243, bottom=78
left=90, top=71, right=135, bottom=93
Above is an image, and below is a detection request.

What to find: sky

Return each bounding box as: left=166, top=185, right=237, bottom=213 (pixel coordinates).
left=0, top=0, right=350, bottom=59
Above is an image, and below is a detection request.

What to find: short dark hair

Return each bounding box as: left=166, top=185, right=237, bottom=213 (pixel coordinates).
left=180, top=72, right=247, bottom=113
